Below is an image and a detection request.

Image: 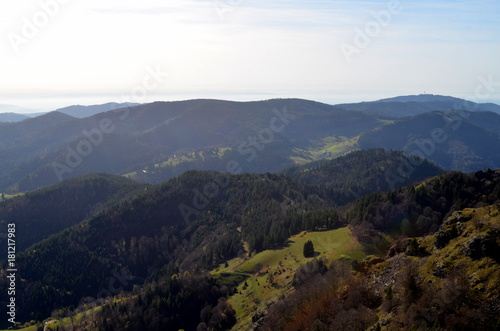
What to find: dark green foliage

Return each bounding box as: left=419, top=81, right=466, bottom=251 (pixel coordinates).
left=2, top=150, right=499, bottom=327
left=93, top=272, right=235, bottom=331
left=303, top=240, right=315, bottom=258
left=283, top=149, right=443, bottom=200
left=347, top=169, right=500, bottom=244
left=2, top=170, right=345, bottom=322
left=0, top=173, right=145, bottom=255
left=0, top=230, right=121, bottom=322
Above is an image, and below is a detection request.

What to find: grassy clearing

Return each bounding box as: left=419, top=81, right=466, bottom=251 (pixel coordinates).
left=45, top=309, right=97, bottom=331
left=1, top=193, right=23, bottom=200
left=290, top=136, right=360, bottom=165
left=7, top=228, right=364, bottom=331
left=378, top=119, right=396, bottom=125
left=4, top=297, right=127, bottom=331
left=155, top=148, right=230, bottom=168
left=212, top=226, right=366, bottom=330
left=123, top=148, right=231, bottom=178
left=0, top=326, right=39, bottom=331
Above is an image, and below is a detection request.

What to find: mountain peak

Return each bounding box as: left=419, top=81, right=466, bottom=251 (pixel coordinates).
left=376, top=94, right=464, bottom=103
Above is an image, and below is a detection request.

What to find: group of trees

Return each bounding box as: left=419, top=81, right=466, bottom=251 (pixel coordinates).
left=283, top=149, right=443, bottom=202
left=0, top=173, right=144, bottom=255
left=92, top=271, right=235, bottom=331
left=1, top=170, right=342, bottom=322
left=263, top=234, right=499, bottom=330
left=1, top=151, right=498, bottom=328
left=348, top=169, right=500, bottom=246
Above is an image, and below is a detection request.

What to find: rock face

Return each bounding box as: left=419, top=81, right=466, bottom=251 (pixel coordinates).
left=434, top=211, right=470, bottom=249
left=434, top=225, right=459, bottom=249
left=464, top=233, right=500, bottom=262
left=386, top=238, right=411, bottom=258
left=434, top=209, right=500, bottom=262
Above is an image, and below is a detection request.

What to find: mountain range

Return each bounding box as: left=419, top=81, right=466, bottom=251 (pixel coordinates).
left=337, top=94, right=500, bottom=117
left=0, top=102, right=140, bottom=123
left=0, top=95, right=499, bottom=194
left=0, top=113, right=32, bottom=123
left=0, top=95, right=499, bottom=330
left=0, top=104, right=37, bottom=119
left=53, top=102, right=141, bottom=119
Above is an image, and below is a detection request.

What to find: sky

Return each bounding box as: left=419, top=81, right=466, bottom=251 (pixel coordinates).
left=0, top=0, right=499, bottom=113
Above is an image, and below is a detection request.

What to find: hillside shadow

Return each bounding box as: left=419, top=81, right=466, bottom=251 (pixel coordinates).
left=271, top=240, right=294, bottom=250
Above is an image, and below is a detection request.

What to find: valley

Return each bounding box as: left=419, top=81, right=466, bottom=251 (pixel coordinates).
left=0, top=97, right=499, bottom=330
left=1, top=96, right=499, bottom=194
left=3, top=0, right=499, bottom=328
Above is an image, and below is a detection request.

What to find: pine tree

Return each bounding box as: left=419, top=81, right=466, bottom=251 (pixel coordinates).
left=303, top=240, right=314, bottom=258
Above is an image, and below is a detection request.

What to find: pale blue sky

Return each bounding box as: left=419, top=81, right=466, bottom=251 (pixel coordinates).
left=0, top=0, right=499, bottom=112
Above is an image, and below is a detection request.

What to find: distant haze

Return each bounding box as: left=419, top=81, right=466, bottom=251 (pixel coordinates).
left=0, top=1, right=499, bottom=111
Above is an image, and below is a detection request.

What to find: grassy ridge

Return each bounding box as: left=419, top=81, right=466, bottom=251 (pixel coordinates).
left=3, top=227, right=365, bottom=331
left=211, top=227, right=366, bottom=330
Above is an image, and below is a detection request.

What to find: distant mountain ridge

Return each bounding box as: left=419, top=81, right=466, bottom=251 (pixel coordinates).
left=358, top=110, right=500, bottom=171
left=0, top=104, right=37, bottom=117
left=55, top=102, right=141, bottom=118
left=0, top=102, right=141, bottom=122
left=0, top=99, right=382, bottom=192
left=0, top=112, right=31, bottom=123
left=337, top=94, right=500, bottom=117
left=377, top=94, right=467, bottom=103
left=0, top=96, right=499, bottom=193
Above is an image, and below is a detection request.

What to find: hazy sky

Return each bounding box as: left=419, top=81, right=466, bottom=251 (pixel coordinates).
left=1, top=0, right=499, bottom=112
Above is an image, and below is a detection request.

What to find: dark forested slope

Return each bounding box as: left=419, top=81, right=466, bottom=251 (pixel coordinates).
left=0, top=173, right=145, bottom=255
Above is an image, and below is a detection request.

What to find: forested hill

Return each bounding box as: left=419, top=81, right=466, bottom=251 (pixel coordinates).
left=347, top=169, right=500, bottom=246
left=1, top=151, right=498, bottom=328
left=2, top=171, right=339, bottom=322
left=0, top=173, right=145, bottom=254
left=282, top=149, right=443, bottom=199
left=1, top=98, right=499, bottom=194
left=7, top=167, right=497, bottom=329
left=357, top=111, right=500, bottom=171
left=0, top=149, right=441, bottom=255
left=0, top=98, right=381, bottom=192
left=0, top=149, right=442, bottom=324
